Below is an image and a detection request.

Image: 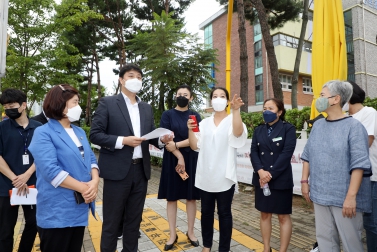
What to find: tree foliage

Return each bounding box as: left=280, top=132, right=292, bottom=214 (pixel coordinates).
left=128, top=11, right=218, bottom=125
left=3, top=0, right=101, bottom=113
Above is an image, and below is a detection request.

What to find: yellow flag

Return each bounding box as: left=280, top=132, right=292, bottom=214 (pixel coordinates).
left=311, top=0, right=347, bottom=119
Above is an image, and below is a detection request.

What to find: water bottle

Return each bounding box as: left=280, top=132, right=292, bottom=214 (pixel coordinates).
left=262, top=183, right=271, bottom=196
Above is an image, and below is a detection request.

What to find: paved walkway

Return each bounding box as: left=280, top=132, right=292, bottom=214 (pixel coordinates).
left=13, top=166, right=367, bottom=252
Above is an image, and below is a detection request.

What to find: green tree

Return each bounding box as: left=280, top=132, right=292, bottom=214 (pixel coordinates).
left=3, top=0, right=101, bottom=113
left=291, top=0, right=309, bottom=108
left=129, top=11, right=218, bottom=125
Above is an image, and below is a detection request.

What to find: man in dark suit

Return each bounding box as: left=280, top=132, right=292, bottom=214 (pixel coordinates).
left=90, top=64, right=171, bottom=252
left=30, top=111, right=48, bottom=125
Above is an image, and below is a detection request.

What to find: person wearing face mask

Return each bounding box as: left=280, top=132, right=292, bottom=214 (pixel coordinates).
left=89, top=64, right=172, bottom=252
left=249, top=98, right=296, bottom=252
left=157, top=84, right=201, bottom=250
left=188, top=87, right=247, bottom=252
left=27, top=84, right=99, bottom=252
left=0, top=89, right=41, bottom=252
left=301, top=80, right=372, bottom=252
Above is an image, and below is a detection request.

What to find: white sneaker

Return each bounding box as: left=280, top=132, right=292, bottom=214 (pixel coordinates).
left=117, top=235, right=123, bottom=239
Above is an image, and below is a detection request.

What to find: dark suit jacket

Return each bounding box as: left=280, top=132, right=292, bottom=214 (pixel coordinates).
left=89, top=93, right=158, bottom=181
left=250, top=120, right=296, bottom=190
left=31, top=112, right=48, bottom=125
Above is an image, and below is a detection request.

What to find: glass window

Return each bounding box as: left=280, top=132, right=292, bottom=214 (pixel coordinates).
left=302, top=77, right=313, bottom=93
left=255, top=74, right=264, bottom=104
left=279, top=73, right=292, bottom=90
left=254, top=19, right=261, bottom=36
left=254, top=41, right=262, bottom=69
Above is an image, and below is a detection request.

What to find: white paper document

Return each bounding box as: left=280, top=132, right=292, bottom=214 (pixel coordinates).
left=141, top=128, right=172, bottom=140
left=10, top=188, right=38, bottom=205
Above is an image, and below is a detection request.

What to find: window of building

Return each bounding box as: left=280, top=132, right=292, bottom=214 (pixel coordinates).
left=204, top=24, right=215, bottom=88
left=204, top=24, right=213, bottom=48
left=254, top=41, right=262, bottom=69
left=279, top=73, right=292, bottom=90
left=272, top=33, right=312, bottom=52
left=344, top=10, right=355, bottom=82
left=308, top=11, right=313, bottom=21
left=302, top=77, right=313, bottom=93
left=255, top=74, right=264, bottom=104
left=254, top=19, right=261, bottom=36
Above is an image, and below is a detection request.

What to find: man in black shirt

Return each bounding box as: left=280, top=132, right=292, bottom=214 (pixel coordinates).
left=0, top=89, right=42, bottom=252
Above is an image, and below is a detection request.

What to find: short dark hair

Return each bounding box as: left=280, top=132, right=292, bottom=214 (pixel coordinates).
left=176, top=84, right=193, bottom=97
left=119, top=64, right=143, bottom=78
left=348, top=81, right=365, bottom=104
left=43, top=84, right=79, bottom=120
left=264, top=98, right=286, bottom=121
left=209, top=87, right=230, bottom=100
left=0, top=89, right=27, bottom=105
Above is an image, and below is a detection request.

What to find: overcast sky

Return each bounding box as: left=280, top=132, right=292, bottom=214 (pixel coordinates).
left=100, top=0, right=223, bottom=94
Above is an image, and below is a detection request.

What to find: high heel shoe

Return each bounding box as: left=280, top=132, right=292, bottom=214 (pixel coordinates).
left=186, top=232, right=199, bottom=247
left=164, top=234, right=178, bottom=251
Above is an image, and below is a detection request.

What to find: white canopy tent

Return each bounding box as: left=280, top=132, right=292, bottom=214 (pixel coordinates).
left=0, top=0, right=10, bottom=78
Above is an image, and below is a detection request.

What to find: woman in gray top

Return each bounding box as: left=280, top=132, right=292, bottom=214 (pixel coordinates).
left=301, top=80, right=372, bottom=252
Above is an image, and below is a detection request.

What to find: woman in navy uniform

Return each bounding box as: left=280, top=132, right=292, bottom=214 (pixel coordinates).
left=250, top=98, right=296, bottom=252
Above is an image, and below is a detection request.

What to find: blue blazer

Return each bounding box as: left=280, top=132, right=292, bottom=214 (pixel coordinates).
left=250, top=120, right=296, bottom=190
left=29, top=119, right=98, bottom=228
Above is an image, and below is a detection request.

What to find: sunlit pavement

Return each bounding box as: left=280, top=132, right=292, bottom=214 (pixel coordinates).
left=14, top=166, right=367, bottom=252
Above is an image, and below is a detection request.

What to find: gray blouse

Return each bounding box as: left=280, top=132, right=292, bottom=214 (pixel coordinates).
left=301, top=117, right=372, bottom=213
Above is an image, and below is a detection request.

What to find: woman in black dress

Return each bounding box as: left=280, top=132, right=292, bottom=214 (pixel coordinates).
left=250, top=98, right=296, bottom=252
left=158, top=85, right=201, bottom=250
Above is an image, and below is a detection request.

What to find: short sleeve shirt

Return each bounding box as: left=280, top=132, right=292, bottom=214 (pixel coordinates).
left=0, top=118, right=42, bottom=196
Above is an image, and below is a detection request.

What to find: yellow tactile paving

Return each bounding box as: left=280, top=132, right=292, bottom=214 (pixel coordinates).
left=14, top=194, right=270, bottom=252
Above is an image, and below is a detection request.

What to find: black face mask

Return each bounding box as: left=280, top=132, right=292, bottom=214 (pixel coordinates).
left=176, top=96, right=189, bottom=108
left=5, top=108, right=22, bottom=120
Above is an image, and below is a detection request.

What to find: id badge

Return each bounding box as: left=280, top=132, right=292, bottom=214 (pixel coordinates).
left=22, top=154, right=30, bottom=165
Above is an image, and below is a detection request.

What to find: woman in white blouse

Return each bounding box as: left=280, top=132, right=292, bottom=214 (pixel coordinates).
left=188, top=87, right=247, bottom=252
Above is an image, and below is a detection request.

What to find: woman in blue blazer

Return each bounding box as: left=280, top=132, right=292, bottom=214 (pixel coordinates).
left=29, top=84, right=99, bottom=252
left=250, top=98, right=296, bottom=252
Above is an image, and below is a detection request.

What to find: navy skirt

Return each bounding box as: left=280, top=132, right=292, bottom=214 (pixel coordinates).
left=254, top=187, right=293, bottom=214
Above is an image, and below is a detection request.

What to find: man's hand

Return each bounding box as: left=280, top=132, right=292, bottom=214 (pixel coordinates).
left=160, top=134, right=174, bottom=144
left=12, top=172, right=32, bottom=188
left=122, top=136, right=146, bottom=147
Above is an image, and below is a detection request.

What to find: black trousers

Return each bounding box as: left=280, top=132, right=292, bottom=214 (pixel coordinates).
left=101, top=163, right=148, bottom=252
left=200, top=185, right=235, bottom=252
left=0, top=197, right=37, bottom=252
left=37, top=226, right=85, bottom=252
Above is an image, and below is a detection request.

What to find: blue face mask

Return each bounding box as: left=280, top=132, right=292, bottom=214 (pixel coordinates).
left=315, top=96, right=335, bottom=113
left=263, top=110, right=278, bottom=123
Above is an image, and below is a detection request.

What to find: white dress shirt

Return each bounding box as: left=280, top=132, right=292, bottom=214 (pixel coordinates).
left=115, top=92, right=142, bottom=159
left=194, top=114, right=247, bottom=192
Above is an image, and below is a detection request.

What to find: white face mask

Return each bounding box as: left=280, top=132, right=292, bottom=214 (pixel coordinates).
left=66, top=105, right=82, bottom=122
left=125, top=78, right=142, bottom=93
left=211, top=97, right=228, bottom=111
left=342, top=102, right=349, bottom=112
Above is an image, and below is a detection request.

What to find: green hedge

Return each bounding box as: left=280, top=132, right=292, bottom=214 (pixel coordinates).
left=81, top=96, right=377, bottom=166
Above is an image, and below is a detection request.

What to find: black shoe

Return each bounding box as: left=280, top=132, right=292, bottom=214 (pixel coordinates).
left=164, top=235, right=178, bottom=251
left=186, top=232, right=199, bottom=247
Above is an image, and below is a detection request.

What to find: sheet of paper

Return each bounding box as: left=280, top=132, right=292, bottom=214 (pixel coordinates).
left=141, top=128, right=172, bottom=140
left=10, top=188, right=38, bottom=205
